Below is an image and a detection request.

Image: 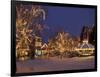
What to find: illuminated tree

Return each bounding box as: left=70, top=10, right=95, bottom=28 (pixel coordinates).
left=16, top=4, right=46, bottom=59
left=47, top=31, right=80, bottom=58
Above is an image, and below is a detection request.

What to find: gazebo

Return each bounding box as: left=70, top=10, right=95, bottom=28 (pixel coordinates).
left=75, top=40, right=95, bottom=56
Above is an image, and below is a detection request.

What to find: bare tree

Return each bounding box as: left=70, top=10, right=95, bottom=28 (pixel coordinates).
left=47, top=31, right=79, bottom=58
left=16, top=4, right=46, bottom=59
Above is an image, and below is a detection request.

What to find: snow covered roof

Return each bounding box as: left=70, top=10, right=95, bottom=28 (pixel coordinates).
left=41, top=43, right=48, bottom=49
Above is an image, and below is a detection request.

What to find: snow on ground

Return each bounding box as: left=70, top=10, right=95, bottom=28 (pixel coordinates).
left=16, top=56, right=95, bottom=73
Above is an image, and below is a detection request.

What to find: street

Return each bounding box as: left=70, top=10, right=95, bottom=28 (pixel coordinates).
left=16, top=56, right=95, bottom=73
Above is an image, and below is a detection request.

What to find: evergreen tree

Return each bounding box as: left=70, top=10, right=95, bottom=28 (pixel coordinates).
left=89, top=25, right=96, bottom=45
left=80, top=26, right=90, bottom=42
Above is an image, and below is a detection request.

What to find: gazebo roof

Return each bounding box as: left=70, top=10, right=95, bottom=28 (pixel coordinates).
left=76, top=40, right=95, bottom=50
left=78, top=43, right=94, bottom=49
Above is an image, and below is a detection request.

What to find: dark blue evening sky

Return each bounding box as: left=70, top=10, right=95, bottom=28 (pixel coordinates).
left=40, top=6, right=95, bottom=43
